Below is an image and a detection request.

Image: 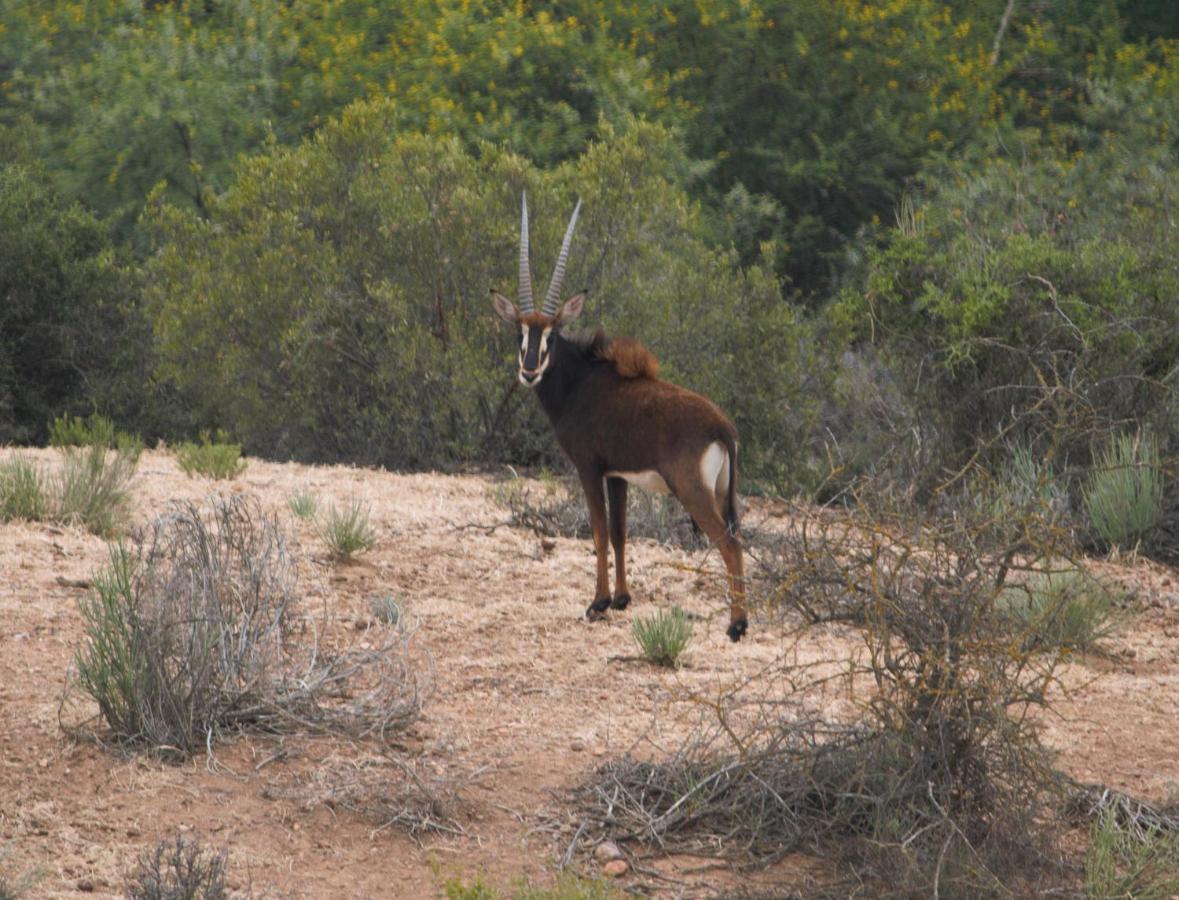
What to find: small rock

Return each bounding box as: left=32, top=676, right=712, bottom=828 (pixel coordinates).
left=570, top=739, right=586, bottom=752
left=601, top=859, right=629, bottom=878
left=76, top=878, right=95, bottom=892
left=541, top=538, right=557, bottom=553
left=594, top=840, right=623, bottom=862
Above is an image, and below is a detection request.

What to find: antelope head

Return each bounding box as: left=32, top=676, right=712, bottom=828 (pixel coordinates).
left=491, top=194, right=586, bottom=387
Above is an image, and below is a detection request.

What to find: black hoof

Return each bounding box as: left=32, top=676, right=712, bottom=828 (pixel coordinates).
left=586, top=597, right=612, bottom=620
left=611, top=592, right=632, bottom=610
left=727, top=618, right=748, bottom=642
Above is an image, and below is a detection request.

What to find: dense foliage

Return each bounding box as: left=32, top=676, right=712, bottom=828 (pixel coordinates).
left=0, top=0, right=1175, bottom=505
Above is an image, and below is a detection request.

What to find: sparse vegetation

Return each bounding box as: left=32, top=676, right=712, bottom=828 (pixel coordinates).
left=0, top=457, right=47, bottom=521
left=999, top=568, right=1123, bottom=652
left=315, top=498, right=377, bottom=561
left=175, top=432, right=247, bottom=480
left=370, top=595, right=401, bottom=626
left=288, top=489, right=318, bottom=520
left=68, top=495, right=424, bottom=755
left=123, top=833, right=228, bottom=900
left=54, top=442, right=138, bottom=537
left=579, top=501, right=1079, bottom=894
left=631, top=607, right=693, bottom=668
left=1084, top=431, right=1166, bottom=552
left=441, top=870, right=618, bottom=900
left=1085, top=806, right=1179, bottom=900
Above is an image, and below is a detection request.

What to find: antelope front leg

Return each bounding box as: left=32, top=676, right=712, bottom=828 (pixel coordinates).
left=580, top=472, right=612, bottom=619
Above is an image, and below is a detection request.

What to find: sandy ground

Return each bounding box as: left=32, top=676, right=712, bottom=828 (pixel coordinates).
left=1, top=449, right=1177, bottom=898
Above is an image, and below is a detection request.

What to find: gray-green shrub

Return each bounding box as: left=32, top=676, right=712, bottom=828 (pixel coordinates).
left=1083, top=431, right=1165, bottom=551
left=998, top=568, right=1122, bottom=652
left=54, top=442, right=138, bottom=537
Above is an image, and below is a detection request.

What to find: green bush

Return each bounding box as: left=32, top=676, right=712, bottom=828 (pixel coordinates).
left=48, top=413, right=143, bottom=462
left=1085, top=806, right=1179, bottom=900
left=175, top=432, right=247, bottom=480
left=0, top=457, right=48, bottom=522
left=54, top=443, right=138, bottom=538
left=631, top=607, right=693, bottom=668
left=315, top=498, right=377, bottom=561
left=1083, top=431, right=1165, bottom=551
left=145, top=115, right=819, bottom=489
left=442, top=871, right=617, bottom=900
left=831, top=90, right=1179, bottom=494
left=998, top=569, right=1122, bottom=652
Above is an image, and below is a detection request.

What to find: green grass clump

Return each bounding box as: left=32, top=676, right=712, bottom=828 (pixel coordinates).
left=998, top=568, right=1122, bottom=652
left=1083, top=431, right=1165, bottom=551
left=0, top=457, right=48, bottom=521
left=176, top=432, right=247, bottom=480
left=288, top=489, right=318, bottom=520
left=631, top=606, right=694, bottom=668
left=55, top=442, right=138, bottom=537
left=1085, top=807, right=1179, bottom=900
left=315, top=498, right=377, bottom=561
left=74, top=544, right=148, bottom=738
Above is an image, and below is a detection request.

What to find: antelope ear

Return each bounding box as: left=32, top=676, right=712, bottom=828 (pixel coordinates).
left=554, top=291, right=587, bottom=326
left=490, top=290, right=519, bottom=325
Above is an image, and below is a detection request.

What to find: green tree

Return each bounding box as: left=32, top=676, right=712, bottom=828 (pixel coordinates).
left=0, top=162, right=147, bottom=444
left=145, top=104, right=821, bottom=486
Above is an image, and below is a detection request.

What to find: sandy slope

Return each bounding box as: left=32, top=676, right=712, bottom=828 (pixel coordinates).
left=0, top=449, right=1176, bottom=898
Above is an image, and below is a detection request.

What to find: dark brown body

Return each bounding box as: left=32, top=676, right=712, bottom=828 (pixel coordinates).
left=534, top=330, right=747, bottom=640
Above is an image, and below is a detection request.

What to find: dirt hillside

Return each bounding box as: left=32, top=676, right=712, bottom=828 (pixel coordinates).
left=1, top=449, right=1177, bottom=897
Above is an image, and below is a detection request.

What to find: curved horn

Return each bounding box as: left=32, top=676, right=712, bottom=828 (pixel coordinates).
left=542, top=197, right=582, bottom=315
left=518, top=193, right=535, bottom=313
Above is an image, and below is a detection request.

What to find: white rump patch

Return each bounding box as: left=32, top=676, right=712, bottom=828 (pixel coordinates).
left=700, top=441, right=730, bottom=499
left=605, top=469, right=671, bottom=495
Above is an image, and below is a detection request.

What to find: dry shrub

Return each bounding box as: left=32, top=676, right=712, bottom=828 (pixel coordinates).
left=124, top=833, right=227, bottom=900
left=576, top=497, right=1083, bottom=896
left=67, top=494, right=427, bottom=755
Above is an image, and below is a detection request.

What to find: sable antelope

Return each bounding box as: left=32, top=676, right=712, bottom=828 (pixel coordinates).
left=491, top=195, right=748, bottom=641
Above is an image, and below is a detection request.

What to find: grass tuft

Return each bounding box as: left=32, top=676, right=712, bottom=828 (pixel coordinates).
left=54, top=442, right=138, bottom=537
left=631, top=606, right=693, bottom=668
left=1085, top=806, right=1179, bottom=900
left=998, top=568, right=1123, bottom=652
left=0, top=457, right=48, bottom=521
left=176, top=431, right=247, bottom=480
left=288, top=489, right=318, bottom=520
left=1083, top=430, right=1165, bottom=551
left=315, top=498, right=377, bottom=561
left=370, top=595, right=401, bottom=625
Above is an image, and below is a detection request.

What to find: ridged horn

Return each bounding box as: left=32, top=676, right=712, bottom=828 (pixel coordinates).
left=542, top=198, right=582, bottom=315
left=518, top=193, right=535, bottom=313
